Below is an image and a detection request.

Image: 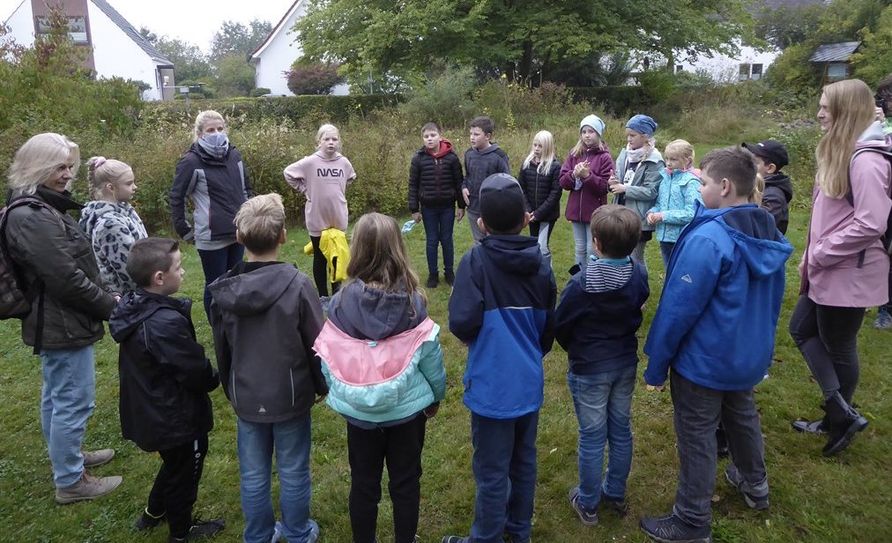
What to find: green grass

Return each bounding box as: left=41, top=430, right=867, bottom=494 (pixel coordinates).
left=1, top=201, right=891, bottom=543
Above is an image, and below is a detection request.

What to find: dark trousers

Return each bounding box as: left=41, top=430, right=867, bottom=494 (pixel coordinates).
left=310, top=235, right=340, bottom=297
left=470, top=411, right=539, bottom=543
left=789, top=295, right=865, bottom=403
left=670, top=372, right=766, bottom=528
left=883, top=264, right=892, bottom=312
left=147, top=435, right=209, bottom=538
left=346, top=415, right=427, bottom=543
left=197, top=243, right=244, bottom=318
left=421, top=206, right=455, bottom=276
left=659, top=241, right=675, bottom=268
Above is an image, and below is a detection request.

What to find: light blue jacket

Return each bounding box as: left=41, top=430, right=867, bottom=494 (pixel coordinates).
left=648, top=168, right=702, bottom=243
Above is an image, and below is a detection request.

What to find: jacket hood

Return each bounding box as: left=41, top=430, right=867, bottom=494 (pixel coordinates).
left=110, top=290, right=190, bottom=341
left=471, top=143, right=505, bottom=156
left=208, top=263, right=301, bottom=316
left=857, top=121, right=889, bottom=147
left=79, top=200, right=137, bottom=230
left=419, top=139, right=455, bottom=159
left=327, top=280, right=428, bottom=341
left=24, top=186, right=83, bottom=213
left=763, top=173, right=793, bottom=202
left=312, top=150, right=345, bottom=161
left=690, top=203, right=792, bottom=279
left=480, top=234, right=544, bottom=276
left=189, top=142, right=236, bottom=165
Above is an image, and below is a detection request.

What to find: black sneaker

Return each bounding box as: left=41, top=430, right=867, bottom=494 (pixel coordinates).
left=441, top=537, right=470, bottom=543
left=134, top=509, right=165, bottom=531
left=639, top=514, right=711, bottom=543
left=171, top=519, right=225, bottom=541
left=444, top=269, right=455, bottom=286
left=600, top=493, right=629, bottom=516
left=426, top=274, right=439, bottom=288
left=724, top=465, right=769, bottom=510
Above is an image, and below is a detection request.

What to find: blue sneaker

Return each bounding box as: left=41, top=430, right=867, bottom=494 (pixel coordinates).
left=305, top=519, right=320, bottom=543
left=568, top=486, right=599, bottom=526
left=874, top=308, right=892, bottom=329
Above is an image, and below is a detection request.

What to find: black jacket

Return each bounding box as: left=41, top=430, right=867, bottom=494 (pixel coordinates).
left=5, top=187, right=115, bottom=350
left=463, top=144, right=510, bottom=212
left=408, top=140, right=465, bottom=212
left=518, top=159, right=562, bottom=224
left=110, top=290, right=218, bottom=452
left=170, top=143, right=252, bottom=244
left=762, top=173, right=793, bottom=235
left=208, top=261, right=327, bottom=423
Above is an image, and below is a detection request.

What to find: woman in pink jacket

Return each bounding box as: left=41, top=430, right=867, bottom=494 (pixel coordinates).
left=789, top=79, right=891, bottom=456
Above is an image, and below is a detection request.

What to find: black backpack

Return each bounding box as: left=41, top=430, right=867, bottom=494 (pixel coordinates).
left=0, top=197, right=48, bottom=319
left=845, top=147, right=892, bottom=256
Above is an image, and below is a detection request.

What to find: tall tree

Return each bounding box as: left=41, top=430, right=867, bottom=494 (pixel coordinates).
left=153, top=36, right=212, bottom=83
left=210, top=19, right=273, bottom=61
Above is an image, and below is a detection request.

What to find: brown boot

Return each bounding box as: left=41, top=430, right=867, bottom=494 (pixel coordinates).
left=55, top=471, right=122, bottom=504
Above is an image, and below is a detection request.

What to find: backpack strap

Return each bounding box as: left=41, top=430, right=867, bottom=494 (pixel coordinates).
left=844, top=148, right=892, bottom=265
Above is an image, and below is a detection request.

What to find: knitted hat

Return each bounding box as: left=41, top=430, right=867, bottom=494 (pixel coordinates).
left=741, top=140, right=789, bottom=170
left=626, top=114, right=658, bottom=137
left=579, top=114, right=606, bottom=137
left=479, top=173, right=526, bottom=233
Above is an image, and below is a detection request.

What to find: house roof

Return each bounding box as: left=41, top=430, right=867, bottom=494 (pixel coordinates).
left=90, top=0, right=173, bottom=67
left=809, top=41, right=860, bottom=63
left=250, top=0, right=303, bottom=60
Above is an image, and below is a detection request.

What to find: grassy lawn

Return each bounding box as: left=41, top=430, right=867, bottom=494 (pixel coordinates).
left=1, top=199, right=890, bottom=542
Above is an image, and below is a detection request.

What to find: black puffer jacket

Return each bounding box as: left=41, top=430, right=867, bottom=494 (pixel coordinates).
left=5, top=186, right=116, bottom=350
left=408, top=139, right=465, bottom=212
left=110, top=290, right=218, bottom=452
left=518, top=158, right=562, bottom=224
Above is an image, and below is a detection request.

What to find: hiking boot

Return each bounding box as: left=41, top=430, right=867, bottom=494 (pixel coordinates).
left=134, top=508, right=166, bottom=531
left=724, top=464, right=769, bottom=510
left=791, top=416, right=827, bottom=435
left=568, top=486, right=599, bottom=526
left=444, top=269, right=455, bottom=286
left=82, top=448, right=115, bottom=468
left=426, top=274, right=439, bottom=288
left=600, top=493, right=629, bottom=516
left=639, top=514, right=712, bottom=543
left=822, top=392, right=868, bottom=456
left=55, top=472, right=122, bottom=504
left=875, top=308, right=892, bottom=329
left=169, top=518, right=226, bottom=542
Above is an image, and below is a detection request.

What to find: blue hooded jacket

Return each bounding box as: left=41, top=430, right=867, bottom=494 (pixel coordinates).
left=644, top=203, right=792, bottom=390
left=448, top=235, right=556, bottom=419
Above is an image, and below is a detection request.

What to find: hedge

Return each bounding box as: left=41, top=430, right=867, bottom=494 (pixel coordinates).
left=567, top=86, right=652, bottom=114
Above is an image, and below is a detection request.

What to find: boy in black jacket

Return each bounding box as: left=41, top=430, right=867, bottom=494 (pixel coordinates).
left=408, top=122, right=466, bottom=288
left=463, top=116, right=511, bottom=243
left=554, top=205, right=649, bottom=526
left=109, top=238, right=223, bottom=543
left=208, top=193, right=327, bottom=543
left=741, top=140, right=793, bottom=234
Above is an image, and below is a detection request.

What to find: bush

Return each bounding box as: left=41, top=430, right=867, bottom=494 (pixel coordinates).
left=398, top=67, right=476, bottom=128
left=286, top=62, right=344, bottom=95
left=250, top=87, right=271, bottom=97
left=567, top=86, right=651, bottom=115
left=472, top=79, right=586, bottom=131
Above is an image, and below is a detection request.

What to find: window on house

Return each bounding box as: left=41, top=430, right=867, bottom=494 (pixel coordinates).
left=675, top=65, right=684, bottom=74
left=739, top=63, right=751, bottom=81
left=751, top=64, right=763, bottom=80
left=35, top=16, right=88, bottom=44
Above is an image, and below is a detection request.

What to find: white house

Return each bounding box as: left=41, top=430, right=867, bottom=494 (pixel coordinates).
left=3, top=0, right=174, bottom=100
left=250, top=0, right=348, bottom=96
left=676, top=42, right=778, bottom=82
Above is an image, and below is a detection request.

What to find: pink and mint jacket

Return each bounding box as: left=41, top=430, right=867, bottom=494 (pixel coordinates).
left=313, top=280, right=446, bottom=424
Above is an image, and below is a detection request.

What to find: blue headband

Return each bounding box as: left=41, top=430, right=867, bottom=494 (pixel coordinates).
left=626, top=114, right=658, bottom=137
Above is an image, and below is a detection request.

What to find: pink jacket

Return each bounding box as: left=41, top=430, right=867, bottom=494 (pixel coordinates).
left=804, top=127, right=891, bottom=307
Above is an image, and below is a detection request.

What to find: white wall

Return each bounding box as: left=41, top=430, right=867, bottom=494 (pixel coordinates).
left=4, top=1, right=35, bottom=49
left=253, top=1, right=348, bottom=96
left=677, top=44, right=778, bottom=83
left=87, top=2, right=163, bottom=100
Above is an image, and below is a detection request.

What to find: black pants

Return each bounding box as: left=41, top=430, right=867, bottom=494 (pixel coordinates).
left=146, top=435, right=208, bottom=538
left=310, top=235, right=340, bottom=297
left=789, top=295, right=865, bottom=403
left=346, top=415, right=427, bottom=543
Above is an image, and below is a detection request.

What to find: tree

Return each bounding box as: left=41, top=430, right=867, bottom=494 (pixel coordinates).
left=293, top=0, right=753, bottom=88
left=754, top=5, right=824, bottom=50
left=851, top=5, right=892, bottom=86
left=153, top=36, right=212, bottom=83
left=215, top=54, right=256, bottom=96
left=286, top=61, right=344, bottom=94
left=210, top=19, right=272, bottom=61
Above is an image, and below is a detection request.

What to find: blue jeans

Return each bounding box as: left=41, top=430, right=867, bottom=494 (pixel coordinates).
left=197, top=242, right=244, bottom=318
left=40, top=345, right=96, bottom=488
left=659, top=242, right=675, bottom=268
left=237, top=416, right=315, bottom=543
left=670, top=371, right=767, bottom=528
left=421, top=206, right=455, bottom=276
left=571, top=221, right=593, bottom=271
left=470, top=411, right=539, bottom=543
left=567, top=367, right=636, bottom=510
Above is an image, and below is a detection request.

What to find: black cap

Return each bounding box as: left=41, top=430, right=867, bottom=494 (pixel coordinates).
left=741, top=140, right=789, bottom=170
left=479, top=173, right=526, bottom=233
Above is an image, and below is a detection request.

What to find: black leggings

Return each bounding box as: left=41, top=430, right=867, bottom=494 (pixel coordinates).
left=310, top=235, right=340, bottom=297
left=789, top=295, right=865, bottom=403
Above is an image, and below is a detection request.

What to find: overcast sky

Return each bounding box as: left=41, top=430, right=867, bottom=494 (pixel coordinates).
left=1, top=0, right=296, bottom=51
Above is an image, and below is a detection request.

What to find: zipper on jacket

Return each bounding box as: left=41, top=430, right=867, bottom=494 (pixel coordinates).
left=290, top=370, right=296, bottom=407
left=231, top=372, right=237, bottom=406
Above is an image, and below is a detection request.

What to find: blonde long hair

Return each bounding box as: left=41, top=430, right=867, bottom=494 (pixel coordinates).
left=523, top=130, right=556, bottom=175
left=7, top=133, right=80, bottom=196
left=347, top=212, right=425, bottom=303
left=815, top=79, right=876, bottom=198
left=570, top=132, right=605, bottom=158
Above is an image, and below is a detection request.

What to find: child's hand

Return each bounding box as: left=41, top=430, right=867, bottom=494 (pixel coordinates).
left=575, top=163, right=590, bottom=179
left=645, top=384, right=665, bottom=392
left=412, top=212, right=421, bottom=223
left=455, top=208, right=465, bottom=222
left=608, top=170, right=619, bottom=185
left=646, top=212, right=663, bottom=225
left=610, top=183, right=626, bottom=194
left=462, top=187, right=470, bottom=206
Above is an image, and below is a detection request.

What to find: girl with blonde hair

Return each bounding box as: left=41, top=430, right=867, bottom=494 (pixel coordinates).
left=646, top=139, right=702, bottom=266
left=789, top=79, right=891, bottom=456
left=79, top=157, right=148, bottom=293
left=518, top=130, right=562, bottom=266
left=313, top=212, right=445, bottom=543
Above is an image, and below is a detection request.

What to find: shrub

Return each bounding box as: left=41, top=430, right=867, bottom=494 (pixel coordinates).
left=568, top=86, right=651, bottom=115
left=398, top=66, right=476, bottom=128
left=286, top=62, right=344, bottom=95
left=250, top=87, right=271, bottom=97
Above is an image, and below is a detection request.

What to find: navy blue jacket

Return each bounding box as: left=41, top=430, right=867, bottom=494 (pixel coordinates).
left=554, top=260, right=649, bottom=374
left=448, top=235, right=556, bottom=419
